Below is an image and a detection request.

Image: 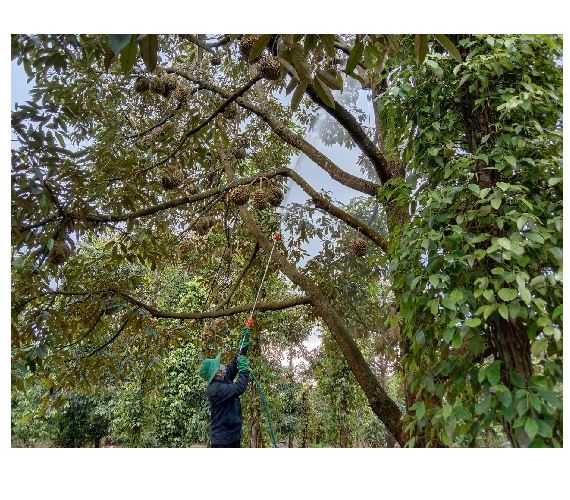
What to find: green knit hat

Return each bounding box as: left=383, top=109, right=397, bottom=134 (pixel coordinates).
left=199, top=352, right=221, bottom=384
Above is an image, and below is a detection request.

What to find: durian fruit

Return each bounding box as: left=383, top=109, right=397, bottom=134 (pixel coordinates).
left=179, top=238, right=194, bottom=254
left=223, top=101, right=239, bottom=120
left=252, top=188, right=268, bottom=210
left=194, top=215, right=216, bottom=235
left=161, top=165, right=184, bottom=190
left=240, top=34, right=259, bottom=61
left=235, top=136, right=250, bottom=149
left=213, top=317, right=228, bottom=333
left=159, top=73, right=179, bottom=98
left=258, top=55, right=281, bottom=81
left=149, top=76, right=167, bottom=96
left=48, top=241, right=71, bottom=266
left=201, top=323, right=216, bottom=343
left=171, top=85, right=191, bottom=104
left=134, top=75, right=150, bottom=92
left=349, top=235, right=368, bottom=257
left=185, top=182, right=198, bottom=195
left=210, top=54, right=221, bottom=66
left=232, top=147, right=247, bottom=160
left=229, top=186, right=250, bottom=206
left=267, top=185, right=284, bottom=207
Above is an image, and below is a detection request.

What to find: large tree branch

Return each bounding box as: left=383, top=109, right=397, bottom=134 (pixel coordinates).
left=173, top=69, right=381, bottom=197
left=17, top=168, right=287, bottom=232
left=219, top=148, right=406, bottom=445
left=81, top=316, right=129, bottom=359
left=113, top=289, right=310, bottom=319
left=304, top=83, right=391, bottom=184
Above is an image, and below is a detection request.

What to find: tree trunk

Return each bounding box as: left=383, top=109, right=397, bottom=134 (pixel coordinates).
left=377, top=354, right=395, bottom=448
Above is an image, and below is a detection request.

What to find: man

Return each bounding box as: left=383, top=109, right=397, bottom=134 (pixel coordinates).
left=198, top=325, right=250, bottom=448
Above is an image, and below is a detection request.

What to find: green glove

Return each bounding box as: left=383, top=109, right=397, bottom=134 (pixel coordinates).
left=237, top=355, right=249, bottom=372
left=239, top=326, right=250, bottom=348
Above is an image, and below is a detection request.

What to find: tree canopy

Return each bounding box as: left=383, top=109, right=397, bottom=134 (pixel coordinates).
left=11, top=33, right=562, bottom=449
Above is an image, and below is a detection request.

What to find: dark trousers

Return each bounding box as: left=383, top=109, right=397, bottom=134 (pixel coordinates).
left=211, top=439, right=240, bottom=448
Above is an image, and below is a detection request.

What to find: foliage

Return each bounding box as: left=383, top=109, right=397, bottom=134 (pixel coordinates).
left=11, top=33, right=563, bottom=447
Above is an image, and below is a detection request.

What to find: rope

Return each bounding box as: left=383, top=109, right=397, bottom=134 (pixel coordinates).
left=250, top=371, right=278, bottom=448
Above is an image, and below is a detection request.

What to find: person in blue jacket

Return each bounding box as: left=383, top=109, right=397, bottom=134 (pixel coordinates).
left=199, top=326, right=250, bottom=448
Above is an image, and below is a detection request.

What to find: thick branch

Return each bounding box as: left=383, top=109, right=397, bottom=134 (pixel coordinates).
left=305, top=83, right=391, bottom=184
left=174, top=69, right=380, bottom=197
left=284, top=168, right=387, bottom=252
left=113, top=289, right=310, bottom=319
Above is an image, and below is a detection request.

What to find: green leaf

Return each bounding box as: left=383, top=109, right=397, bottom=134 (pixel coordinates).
left=429, top=275, right=440, bottom=287
left=443, top=403, right=453, bottom=419
left=315, top=68, right=342, bottom=91
left=444, top=328, right=454, bottom=344
left=318, top=34, right=336, bottom=58
left=498, top=288, right=517, bottom=301
left=345, top=40, right=364, bottom=74
left=465, top=317, right=481, bottom=327
left=504, top=156, right=517, bottom=167
left=552, top=304, right=563, bottom=320
left=453, top=405, right=472, bottom=421
left=290, top=78, right=309, bottom=112
left=517, top=396, right=529, bottom=416
left=530, top=338, right=548, bottom=356
left=290, top=47, right=311, bottom=79
left=474, top=395, right=491, bottom=415
left=312, top=76, right=336, bottom=109
left=518, top=285, right=531, bottom=304
left=120, top=35, right=138, bottom=73
left=248, top=34, right=273, bottom=61
left=433, top=34, right=462, bottom=63
left=411, top=401, right=425, bottom=420
left=108, top=34, right=132, bottom=56
left=490, top=197, right=502, bottom=210
left=529, top=394, right=541, bottom=412
left=487, top=360, right=502, bottom=386
left=414, top=34, right=428, bottom=66
left=450, top=290, right=463, bottom=302
left=536, top=419, right=553, bottom=439
left=536, top=389, right=562, bottom=408
left=498, top=303, right=509, bottom=320
left=511, top=372, right=525, bottom=388
left=497, top=238, right=510, bottom=250
left=496, top=389, right=512, bottom=408
left=525, top=418, right=538, bottom=442
left=139, top=34, right=158, bottom=72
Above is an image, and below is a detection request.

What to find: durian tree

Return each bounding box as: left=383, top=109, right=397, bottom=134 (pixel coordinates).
left=11, top=34, right=562, bottom=447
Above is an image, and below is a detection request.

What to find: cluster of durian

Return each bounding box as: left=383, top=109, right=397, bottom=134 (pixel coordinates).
left=210, top=53, right=222, bottom=66
left=232, top=146, right=248, bottom=160
left=48, top=241, right=71, bottom=266
left=229, top=180, right=284, bottom=210
left=161, top=164, right=184, bottom=190
left=194, top=215, right=217, bottom=236
left=239, top=35, right=282, bottom=81
left=134, top=68, right=193, bottom=103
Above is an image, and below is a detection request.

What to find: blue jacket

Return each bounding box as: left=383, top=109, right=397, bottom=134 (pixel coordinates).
left=206, top=347, right=249, bottom=445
